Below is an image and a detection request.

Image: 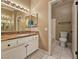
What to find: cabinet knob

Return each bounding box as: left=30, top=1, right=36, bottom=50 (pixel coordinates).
left=8, top=44, right=10, bottom=46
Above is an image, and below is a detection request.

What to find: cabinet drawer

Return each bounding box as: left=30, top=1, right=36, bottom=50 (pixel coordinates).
left=17, top=36, right=33, bottom=45
left=7, top=39, right=17, bottom=47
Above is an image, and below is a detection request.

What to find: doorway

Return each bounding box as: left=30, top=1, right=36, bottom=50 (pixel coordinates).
left=48, top=0, right=77, bottom=59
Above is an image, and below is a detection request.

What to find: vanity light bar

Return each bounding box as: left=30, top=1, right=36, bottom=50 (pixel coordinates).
left=1, top=0, right=29, bottom=14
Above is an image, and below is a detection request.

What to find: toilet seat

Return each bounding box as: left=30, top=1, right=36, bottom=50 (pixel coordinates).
left=59, top=32, right=68, bottom=47
left=59, top=38, right=67, bottom=42
left=59, top=38, right=67, bottom=47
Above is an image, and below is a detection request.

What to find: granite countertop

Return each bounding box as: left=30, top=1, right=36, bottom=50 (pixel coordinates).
left=1, top=31, right=39, bottom=41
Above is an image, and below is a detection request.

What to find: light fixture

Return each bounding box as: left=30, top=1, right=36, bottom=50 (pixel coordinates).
left=1, top=0, right=29, bottom=13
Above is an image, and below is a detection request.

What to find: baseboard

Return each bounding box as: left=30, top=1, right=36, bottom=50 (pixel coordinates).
left=39, top=48, right=48, bottom=55
left=27, top=48, right=48, bottom=57
left=27, top=49, right=39, bottom=57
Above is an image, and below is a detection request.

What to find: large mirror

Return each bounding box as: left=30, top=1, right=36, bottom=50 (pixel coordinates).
left=1, top=1, right=38, bottom=33
left=25, top=15, right=38, bottom=28
left=1, top=8, right=14, bottom=32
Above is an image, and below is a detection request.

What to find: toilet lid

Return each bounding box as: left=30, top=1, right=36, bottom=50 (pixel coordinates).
left=59, top=38, right=67, bottom=42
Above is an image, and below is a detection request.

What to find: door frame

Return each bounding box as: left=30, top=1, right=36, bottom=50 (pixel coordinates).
left=48, top=0, right=58, bottom=55
left=72, top=0, right=78, bottom=59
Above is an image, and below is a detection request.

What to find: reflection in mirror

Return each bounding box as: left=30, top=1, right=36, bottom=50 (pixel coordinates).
left=31, top=14, right=38, bottom=27
left=1, top=1, right=38, bottom=33
left=1, top=8, right=14, bottom=32
left=15, top=10, right=28, bottom=32
left=25, top=14, right=38, bottom=28
left=16, top=16, right=22, bottom=31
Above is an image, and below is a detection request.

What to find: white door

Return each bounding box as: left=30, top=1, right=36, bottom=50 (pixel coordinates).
left=33, top=35, right=39, bottom=51
left=72, top=0, right=78, bottom=59
left=27, top=35, right=39, bottom=56
left=26, top=36, right=35, bottom=56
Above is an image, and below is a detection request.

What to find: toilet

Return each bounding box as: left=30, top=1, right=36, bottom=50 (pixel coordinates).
left=59, top=32, right=68, bottom=47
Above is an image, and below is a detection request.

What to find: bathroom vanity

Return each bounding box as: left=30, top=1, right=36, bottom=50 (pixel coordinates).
left=1, top=32, right=39, bottom=59
left=1, top=1, right=39, bottom=59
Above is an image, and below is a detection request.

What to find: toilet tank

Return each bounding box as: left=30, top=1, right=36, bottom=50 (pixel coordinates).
left=60, top=32, right=68, bottom=38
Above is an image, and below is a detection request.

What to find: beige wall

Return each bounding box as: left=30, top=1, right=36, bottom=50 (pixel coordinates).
left=52, top=1, right=73, bottom=42
left=31, top=0, right=48, bottom=51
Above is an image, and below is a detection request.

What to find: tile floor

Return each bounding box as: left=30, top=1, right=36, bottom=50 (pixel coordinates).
left=26, top=40, right=72, bottom=59
left=26, top=49, right=47, bottom=59
left=51, top=40, right=72, bottom=59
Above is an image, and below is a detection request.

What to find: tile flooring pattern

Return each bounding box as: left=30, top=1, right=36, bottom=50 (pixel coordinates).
left=26, top=40, right=72, bottom=59
left=51, top=40, right=72, bottom=59
left=26, top=49, right=47, bottom=59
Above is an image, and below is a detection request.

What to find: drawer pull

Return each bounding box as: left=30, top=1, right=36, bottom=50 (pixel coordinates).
left=8, top=44, right=10, bottom=46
